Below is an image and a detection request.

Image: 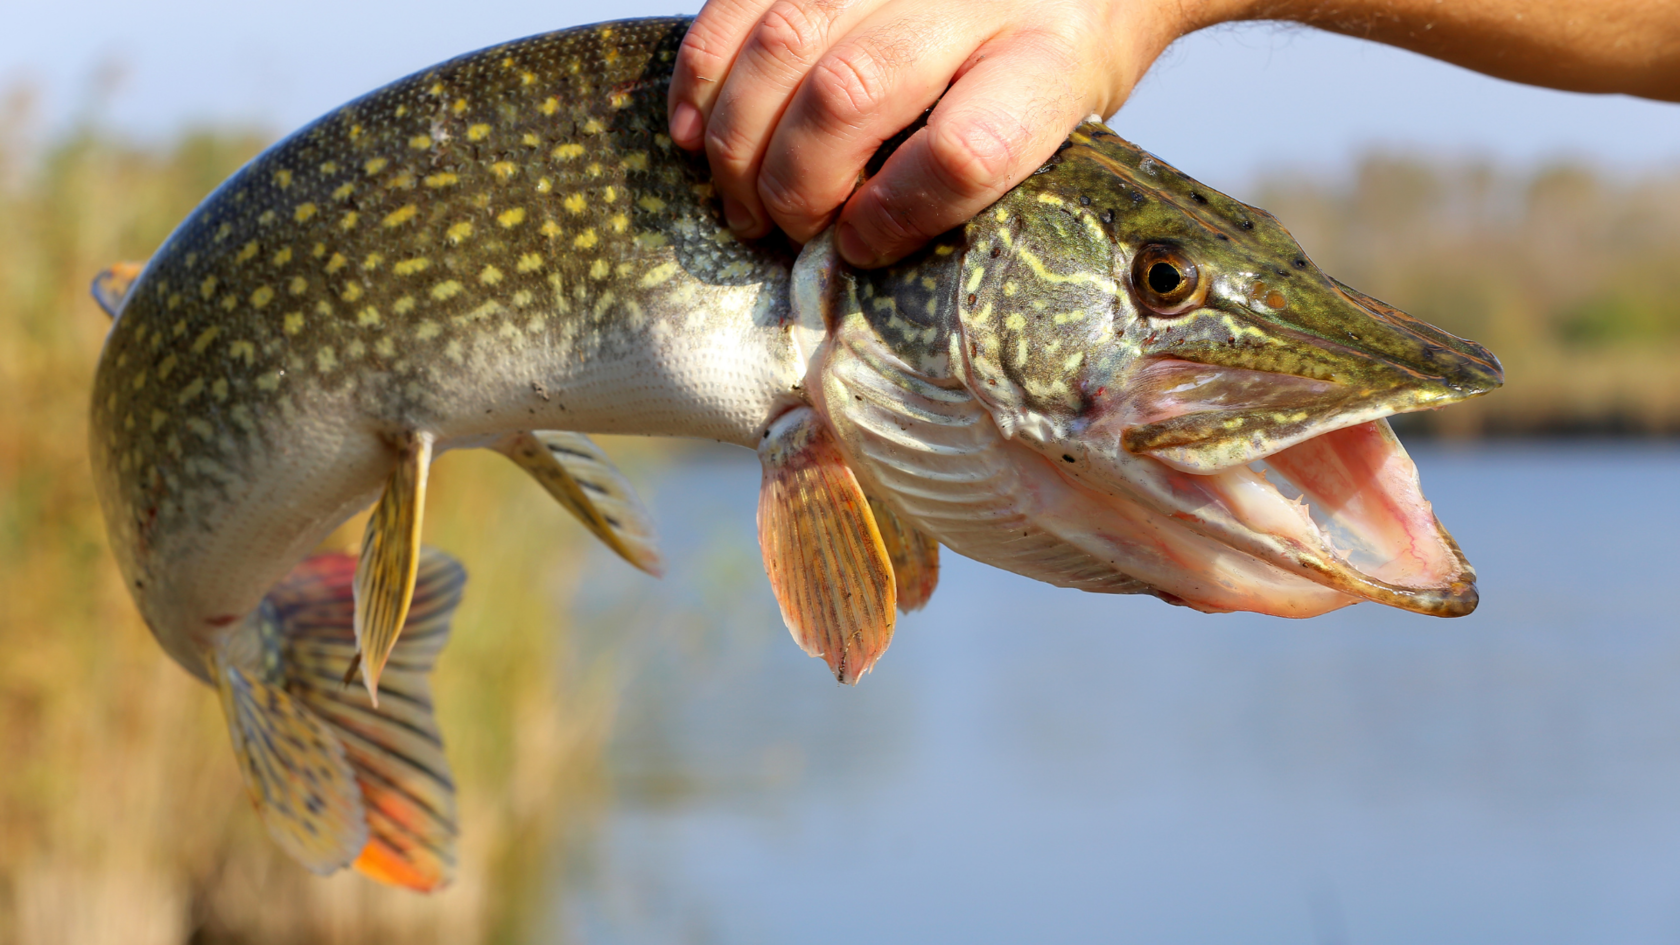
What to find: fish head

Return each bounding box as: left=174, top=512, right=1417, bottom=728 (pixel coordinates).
left=953, top=122, right=1503, bottom=617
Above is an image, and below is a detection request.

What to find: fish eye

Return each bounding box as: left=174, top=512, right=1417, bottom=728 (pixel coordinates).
left=1131, top=244, right=1206, bottom=316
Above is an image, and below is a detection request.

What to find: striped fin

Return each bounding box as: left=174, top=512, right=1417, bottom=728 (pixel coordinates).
left=271, top=549, right=464, bottom=891
left=495, top=431, right=664, bottom=576
left=757, top=407, right=896, bottom=685
left=90, top=260, right=146, bottom=318
left=868, top=497, right=940, bottom=612
left=212, top=645, right=368, bottom=875
left=353, top=430, right=433, bottom=704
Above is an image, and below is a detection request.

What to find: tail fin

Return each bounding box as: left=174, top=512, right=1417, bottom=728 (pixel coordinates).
left=91, top=260, right=146, bottom=318
left=218, top=548, right=467, bottom=891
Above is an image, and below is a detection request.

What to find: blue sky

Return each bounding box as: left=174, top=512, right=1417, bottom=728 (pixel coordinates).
left=5, top=0, right=1678, bottom=192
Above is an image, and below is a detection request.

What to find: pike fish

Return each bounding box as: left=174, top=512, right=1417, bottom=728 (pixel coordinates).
left=88, top=17, right=1502, bottom=889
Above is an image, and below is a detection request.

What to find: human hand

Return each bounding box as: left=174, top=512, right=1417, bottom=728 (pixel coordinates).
left=666, top=0, right=1203, bottom=267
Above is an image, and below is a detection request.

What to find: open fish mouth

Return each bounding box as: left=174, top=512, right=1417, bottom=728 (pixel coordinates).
left=1096, top=359, right=1481, bottom=617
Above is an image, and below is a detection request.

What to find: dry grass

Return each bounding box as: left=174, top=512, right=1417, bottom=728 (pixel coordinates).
left=0, top=121, right=616, bottom=944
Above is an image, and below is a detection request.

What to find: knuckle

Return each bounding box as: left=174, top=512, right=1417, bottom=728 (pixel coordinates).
left=756, top=169, right=818, bottom=222
left=704, top=119, right=760, bottom=168
left=751, top=1, right=830, bottom=70
left=925, top=114, right=1023, bottom=199
left=676, top=24, right=734, bottom=77
left=805, top=50, right=890, bottom=129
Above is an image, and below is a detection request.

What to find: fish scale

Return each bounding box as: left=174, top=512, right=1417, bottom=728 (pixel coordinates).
left=88, top=15, right=1503, bottom=888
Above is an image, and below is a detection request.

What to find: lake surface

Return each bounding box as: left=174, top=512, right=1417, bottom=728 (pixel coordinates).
left=552, top=442, right=1680, bottom=945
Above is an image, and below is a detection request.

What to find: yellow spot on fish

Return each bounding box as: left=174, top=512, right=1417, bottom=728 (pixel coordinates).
left=602, top=186, right=617, bottom=203
left=541, top=220, right=562, bottom=237
left=186, top=418, right=213, bottom=438
left=574, top=229, right=598, bottom=249
left=523, top=133, right=540, bottom=147
left=966, top=267, right=985, bottom=293
left=363, top=253, right=384, bottom=270
left=332, top=183, right=354, bottom=201
left=212, top=378, right=228, bottom=400
left=517, top=253, right=543, bottom=273
left=393, top=296, right=415, bottom=314
left=220, top=294, right=237, bottom=312
left=498, top=207, right=526, bottom=227
left=425, top=172, right=458, bottom=188
left=583, top=118, right=603, bottom=135
left=157, top=354, right=178, bottom=380
left=587, top=162, right=602, bottom=177
left=452, top=98, right=468, bottom=115
left=229, top=340, right=255, bottom=365
left=316, top=347, right=337, bottom=372
left=540, top=97, right=558, bottom=115
left=257, top=371, right=283, bottom=391
left=177, top=378, right=204, bottom=404
left=387, top=172, right=415, bottom=190
left=589, top=259, right=609, bottom=279
left=288, top=275, right=308, bottom=295
left=326, top=253, right=347, bottom=274
left=394, top=257, right=430, bottom=276
left=200, top=276, right=218, bottom=300
left=535, top=177, right=553, bottom=194
left=935, top=244, right=955, bottom=256
left=640, top=261, right=678, bottom=287
left=320, top=161, right=338, bottom=175
left=637, top=195, right=665, bottom=212
left=395, top=104, right=409, bottom=118
left=342, top=283, right=363, bottom=302
left=364, top=157, right=388, bottom=176
left=215, top=223, right=231, bottom=241
left=480, top=265, right=503, bottom=285
left=251, top=286, right=274, bottom=308
left=447, top=221, right=474, bottom=243
left=994, top=208, right=1009, bottom=222
left=513, top=290, right=534, bottom=307
left=272, top=246, right=293, bottom=266
left=237, top=241, right=258, bottom=263
left=610, top=213, right=628, bottom=233
left=258, top=209, right=276, bottom=225
left=1006, top=312, right=1026, bottom=330
left=131, top=370, right=146, bottom=391
left=432, top=280, right=463, bottom=300
left=428, top=81, right=444, bottom=95
left=340, top=211, right=359, bottom=230
left=192, top=326, right=220, bottom=353
left=409, top=135, right=432, bottom=150
left=284, top=312, right=304, bottom=334
left=150, top=410, right=167, bottom=432
left=274, top=169, right=293, bottom=189
left=563, top=194, right=587, bottom=214
left=520, top=71, right=536, bottom=85
left=416, top=321, right=440, bottom=340
left=552, top=143, right=584, bottom=160
left=358, top=307, right=381, bottom=326
left=491, top=161, right=517, bottom=179
left=468, top=124, right=491, bottom=141
left=383, top=204, right=418, bottom=227
left=446, top=340, right=463, bottom=362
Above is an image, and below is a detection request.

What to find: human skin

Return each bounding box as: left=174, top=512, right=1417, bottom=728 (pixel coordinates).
left=666, top=0, right=1680, bottom=268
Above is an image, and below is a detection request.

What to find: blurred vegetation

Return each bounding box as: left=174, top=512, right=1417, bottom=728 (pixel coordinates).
left=1255, top=156, right=1680, bottom=436
left=0, top=109, right=620, bottom=943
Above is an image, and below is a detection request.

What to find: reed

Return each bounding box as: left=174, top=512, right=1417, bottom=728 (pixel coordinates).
left=0, top=121, right=614, bottom=944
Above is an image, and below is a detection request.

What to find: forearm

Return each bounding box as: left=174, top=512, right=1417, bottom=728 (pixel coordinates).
left=1193, top=0, right=1680, bottom=101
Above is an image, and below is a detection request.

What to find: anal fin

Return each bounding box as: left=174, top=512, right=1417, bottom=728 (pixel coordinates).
left=757, top=407, right=896, bottom=684
left=495, top=430, right=664, bottom=575
left=868, top=497, right=940, bottom=612
left=212, top=644, right=367, bottom=875
left=271, top=548, right=466, bottom=891
left=353, top=430, right=433, bottom=704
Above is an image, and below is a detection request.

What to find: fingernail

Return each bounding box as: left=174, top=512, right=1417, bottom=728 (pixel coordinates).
left=722, top=195, right=756, bottom=234
left=669, top=101, right=702, bottom=148
left=837, top=222, right=880, bottom=268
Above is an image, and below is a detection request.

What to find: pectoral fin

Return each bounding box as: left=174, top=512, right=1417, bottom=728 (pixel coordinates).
left=275, top=549, right=464, bottom=892
left=868, top=497, right=940, bottom=612
left=496, top=431, right=664, bottom=575
left=212, top=647, right=368, bottom=875
left=353, top=430, right=433, bottom=704
left=757, top=407, right=896, bottom=684
left=91, top=260, right=146, bottom=318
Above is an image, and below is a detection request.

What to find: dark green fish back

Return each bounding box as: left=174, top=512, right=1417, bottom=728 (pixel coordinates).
left=92, top=17, right=797, bottom=556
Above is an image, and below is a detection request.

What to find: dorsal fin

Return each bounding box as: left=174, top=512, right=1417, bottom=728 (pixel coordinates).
left=90, top=261, right=146, bottom=318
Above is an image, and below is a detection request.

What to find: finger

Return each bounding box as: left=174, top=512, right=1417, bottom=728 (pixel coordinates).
left=835, top=29, right=1102, bottom=267
left=755, top=7, right=986, bottom=243
left=702, top=0, right=882, bottom=238
left=668, top=0, right=780, bottom=151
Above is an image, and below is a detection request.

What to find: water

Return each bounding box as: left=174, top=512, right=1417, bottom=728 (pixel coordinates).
left=555, top=442, right=1680, bottom=945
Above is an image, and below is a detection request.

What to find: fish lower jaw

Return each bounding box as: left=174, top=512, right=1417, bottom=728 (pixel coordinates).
left=1133, top=418, right=1479, bottom=617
